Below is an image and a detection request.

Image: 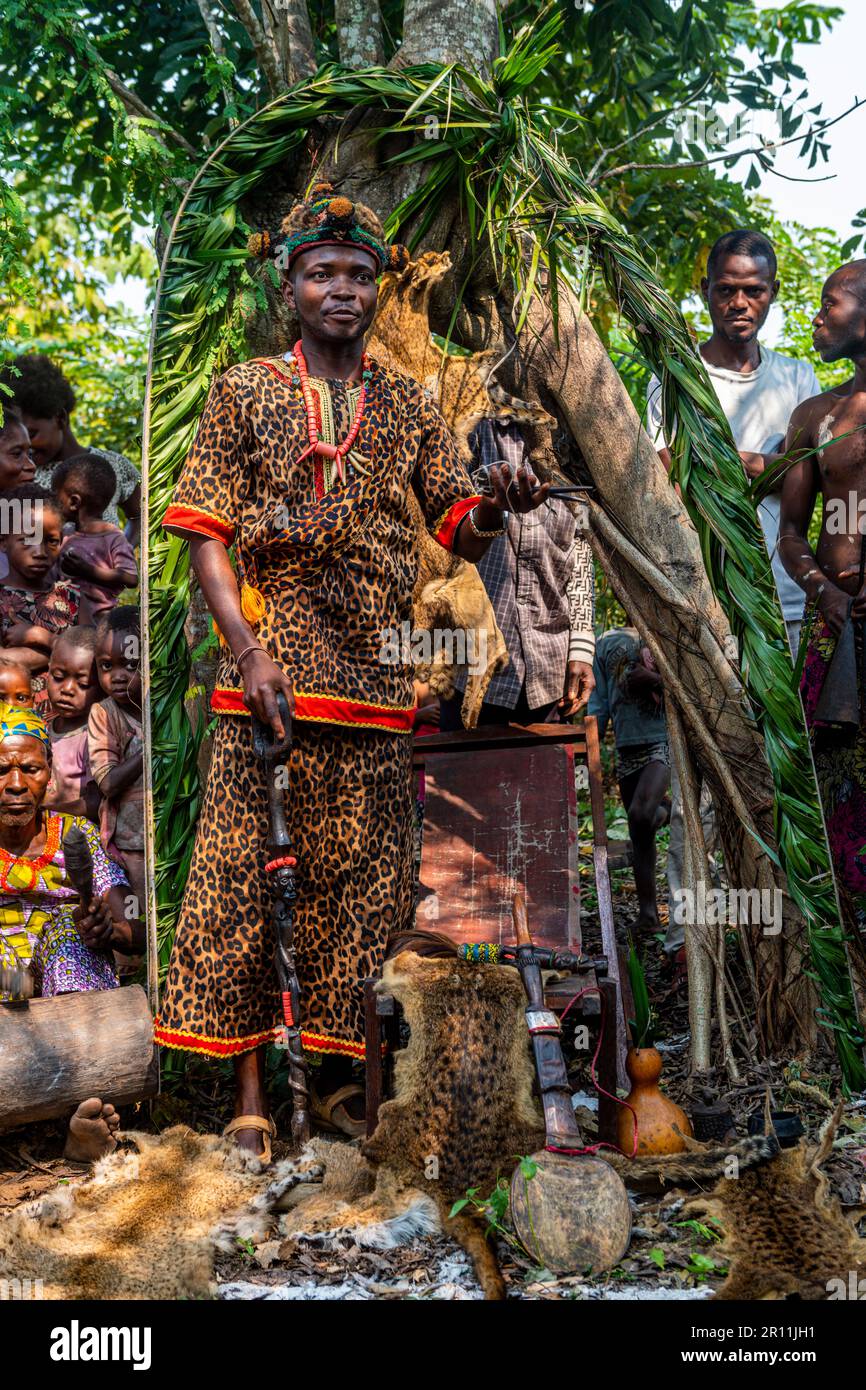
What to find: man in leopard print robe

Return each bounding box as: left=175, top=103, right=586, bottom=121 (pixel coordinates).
left=156, top=184, right=552, bottom=1151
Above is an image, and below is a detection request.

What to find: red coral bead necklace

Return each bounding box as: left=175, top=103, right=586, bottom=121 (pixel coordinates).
left=288, top=339, right=371, bottom=486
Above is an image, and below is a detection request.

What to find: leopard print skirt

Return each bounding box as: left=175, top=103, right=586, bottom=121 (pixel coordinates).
left=154, top=716, right=416, bottom=1060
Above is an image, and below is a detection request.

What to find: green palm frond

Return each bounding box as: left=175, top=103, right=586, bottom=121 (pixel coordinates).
left=146, top=13, right=863, bottom=1083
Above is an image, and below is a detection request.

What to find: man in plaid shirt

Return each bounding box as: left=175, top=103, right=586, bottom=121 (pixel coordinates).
left=440, top=419, right=596, bottom=729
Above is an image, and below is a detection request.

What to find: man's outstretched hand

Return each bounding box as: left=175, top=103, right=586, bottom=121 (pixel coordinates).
left=558, top=660, right=594, bottom=719
left=484, top=462, right=550, bottom=515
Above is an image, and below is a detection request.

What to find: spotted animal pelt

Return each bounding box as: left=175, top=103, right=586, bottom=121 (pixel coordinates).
left=242, top=1138, right=442, bottom=1255
left=681, top=1105, right=866, bottom=1300
left=370, top=252, right=555, bottom=726
left=0, top=1126, right=273, bottom=1301
left=0, top=1127, right=444, bottom=1302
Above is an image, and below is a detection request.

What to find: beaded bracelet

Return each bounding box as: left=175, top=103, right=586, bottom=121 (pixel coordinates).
left=468, top=504, right=507, bottom=539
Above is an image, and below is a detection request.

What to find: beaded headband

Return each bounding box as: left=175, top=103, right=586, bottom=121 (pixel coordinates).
left=247, top=182, right=409, bottom=277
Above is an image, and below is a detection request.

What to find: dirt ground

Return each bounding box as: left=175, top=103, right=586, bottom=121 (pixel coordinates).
left=3, top=891, right=864, bottom=1300
left=2, top=772, right=865, bottom=1300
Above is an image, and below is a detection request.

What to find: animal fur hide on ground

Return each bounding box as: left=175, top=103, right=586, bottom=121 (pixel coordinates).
left=682, top=1105, right=866, bottom=1300
left=0, top=1127, right=275, bottom=1300
left=0, top=957, right=543, bottom=1301
left=0, top=1128, right=446, bottom=1301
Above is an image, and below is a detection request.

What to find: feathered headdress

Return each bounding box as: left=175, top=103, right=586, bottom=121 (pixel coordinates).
left=247, top=181, right=409, bottom=276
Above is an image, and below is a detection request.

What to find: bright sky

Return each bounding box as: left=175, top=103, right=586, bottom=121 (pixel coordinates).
left=754, top=0, right=865, bottom=240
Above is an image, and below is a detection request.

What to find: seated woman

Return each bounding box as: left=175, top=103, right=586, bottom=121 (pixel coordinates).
left=0, top=704, right=143, bottom=1159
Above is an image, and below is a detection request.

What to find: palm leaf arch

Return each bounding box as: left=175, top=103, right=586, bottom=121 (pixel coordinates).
left=144, top=18, right=863, bottom=1085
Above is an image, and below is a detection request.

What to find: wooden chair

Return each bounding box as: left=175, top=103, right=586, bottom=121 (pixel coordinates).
left=365, top=715, right=626, bottom=1141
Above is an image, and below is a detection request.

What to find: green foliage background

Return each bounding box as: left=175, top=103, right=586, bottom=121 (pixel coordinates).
left=0, top=0, right=863, bottom=1081
left=0, top=190, right=153, bottom=457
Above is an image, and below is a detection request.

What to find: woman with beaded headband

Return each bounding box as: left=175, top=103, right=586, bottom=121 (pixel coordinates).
left=159, top=180, right=550, bottom=1151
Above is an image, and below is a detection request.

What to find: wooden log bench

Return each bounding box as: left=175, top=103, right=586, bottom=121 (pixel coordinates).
left=0, top=984, right=159, bottom=1131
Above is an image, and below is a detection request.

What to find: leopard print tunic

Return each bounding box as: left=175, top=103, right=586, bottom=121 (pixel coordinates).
left=157, top=358, right=474, bottom=1057
left=162, top=355, right=481, bottom=730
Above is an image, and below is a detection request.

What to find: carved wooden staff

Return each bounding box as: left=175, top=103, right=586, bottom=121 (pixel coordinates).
left=252, top=694, right=310, bottom=1146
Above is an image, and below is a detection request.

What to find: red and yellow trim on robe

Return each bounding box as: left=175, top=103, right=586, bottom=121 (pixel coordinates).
left=432, top=495, right=484, bottom=552
left=162, top=503, right=236, bottom=547
left=153, top=1019, right=282, bottom=1057
left=154, top=1019, right=374, bottom=1061
left=211, top=686, right=416, bottom=733
left=300, top=1030, right=368, bottom=1060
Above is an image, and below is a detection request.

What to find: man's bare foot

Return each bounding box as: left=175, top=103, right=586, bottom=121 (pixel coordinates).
left=63, top=1098, right=121, bottom=1162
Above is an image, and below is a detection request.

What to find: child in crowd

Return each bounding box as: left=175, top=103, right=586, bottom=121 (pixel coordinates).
left=88, top=607, right=144, bottom=917
left=0, top=484, right=81, bottom=709
left=0, top=406, right=35, bottom=491
left=45, top=627, right=102, bottom=820
left=0, top=353, right=141, bottom=541
left=0, top=656, right=33, bottom=707
left=53, top=453, right=138, bottom=624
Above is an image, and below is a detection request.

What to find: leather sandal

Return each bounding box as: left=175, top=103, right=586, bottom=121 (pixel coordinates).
left=224, top=1114, right=277, bottom=1163
left=310, top=1083, right=366, bottom=1139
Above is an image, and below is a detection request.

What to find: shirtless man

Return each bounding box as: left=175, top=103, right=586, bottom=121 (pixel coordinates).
left=779, top=259, right=866, bottom=935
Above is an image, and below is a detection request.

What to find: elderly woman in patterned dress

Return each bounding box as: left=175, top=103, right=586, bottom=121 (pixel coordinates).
left=0, top=705, right=142, bottom=1158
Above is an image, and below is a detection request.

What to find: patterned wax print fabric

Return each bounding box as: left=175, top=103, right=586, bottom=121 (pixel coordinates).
left=0, top=811, right=123, bottom=997
left=800, top=601, right=866, bottom=936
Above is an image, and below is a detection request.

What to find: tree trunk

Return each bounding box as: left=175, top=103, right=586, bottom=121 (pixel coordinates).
left=514, top=286, right=816, bottom=1056
left=395, top=0, right=499, bottom=68
left=335, top=0, right=384, bottom=68
left=0, top=986, right=158, bottom=1130
left=213, top=0, right=818, bottom=1068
